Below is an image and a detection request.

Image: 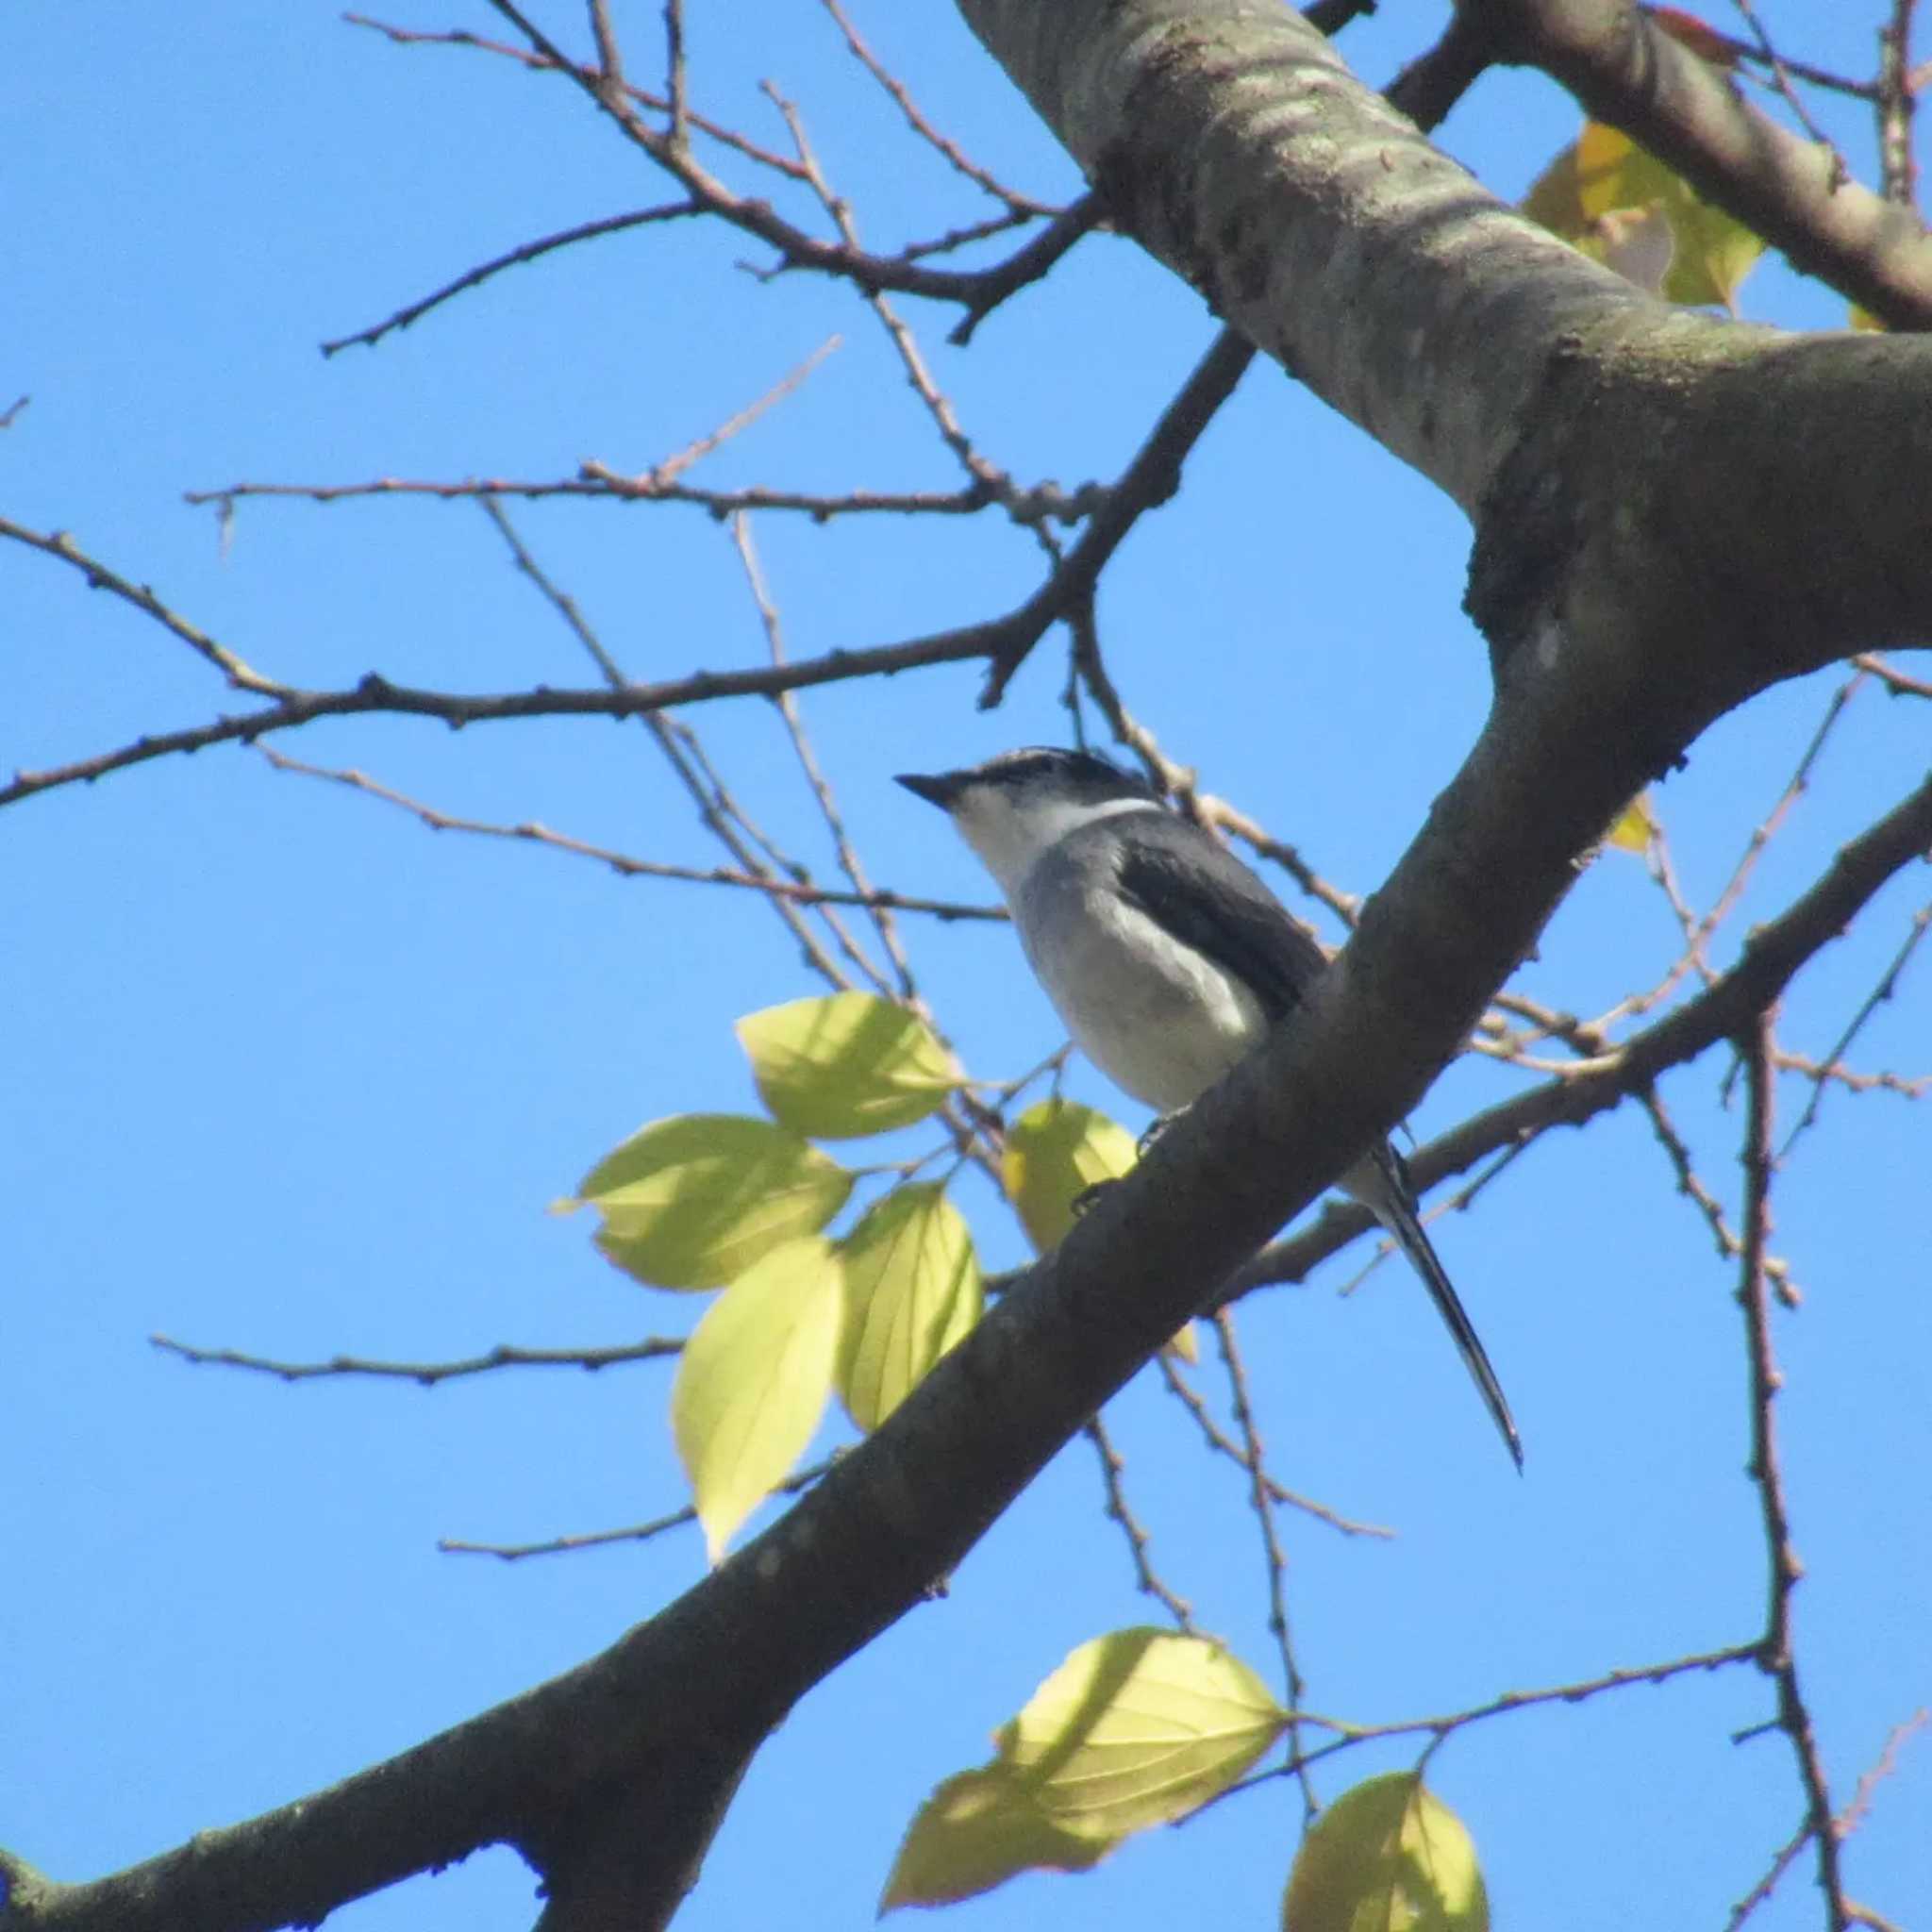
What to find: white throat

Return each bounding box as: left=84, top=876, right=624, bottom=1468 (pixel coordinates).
left=953, top=791, right=1161, bottom=897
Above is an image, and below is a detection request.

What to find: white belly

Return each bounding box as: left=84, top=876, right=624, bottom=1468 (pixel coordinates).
left=1018, top=886, right=1268, bottom=1113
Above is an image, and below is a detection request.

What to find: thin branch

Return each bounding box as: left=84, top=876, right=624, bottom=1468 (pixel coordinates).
left=613, top=335, right=841, bottom=490
left=1736, top=1013, right=1849, bottom=1930
left=477, top=497, right=855, bottom=992
left=817, top=0, right=1058, bottom=215
left=1234, top=768, right=1932, bottom=1298
left=320, top=201, right=705, bottom=356
left=981, top=325, right=1256, bottom=704
left=945, top=194, right=1107, bottom=346
left=0, top=515, right=285, bottom=694
left=195, top=472, right=986, bottom=518
left=1780, top=902, right=1930, bottom=1155
left=1725, top=1812, right=1815, bottom=1932
left=1835, top=1708, right=1929, bottom=1840
left=1855, top=651, right=1932, bottom=700
left=1384, top=6, right=1500, bottom=132
left=730, top=514, right=907, bottom=994
left=1082, top=1416, right=1196, bottom=1629
left=151, top=1334, right=679, bottom=1384
left=258, top=746, right=1001, bottom=919
left=1210, top=1308, right=1318, bottom=1822
left=1876, top=0, right=1921, bottom=204
left=1154, top=1353, right=1395, bottom=1539
left=1722, top=0, right=1848, bottom=170
left=1204, top=1641, right=1763, bottom=1814
left=344, top=14, right=814, bottom=181
left=1641, top=1086, right=1798, bottom=1306
left=765, top=80, right=1017, bottom=509
left=441, top=1457, right=837, bottom=1560
left=0, top=619, right=1008, bottom=813
left=1485, top=0, right=1932, bottom=329
left=658, top=0, right=685, bottom=147
left=1638, top=7, right=1878, bottom=101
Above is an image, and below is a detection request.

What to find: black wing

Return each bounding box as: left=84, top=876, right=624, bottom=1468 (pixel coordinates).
left=1108, top=812, right=1330, bottom=1018
left=1113, top=812, right=1524, bottom=1465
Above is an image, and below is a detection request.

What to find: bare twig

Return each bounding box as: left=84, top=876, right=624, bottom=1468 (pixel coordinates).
left=194, top=470, right=995, bottom=518
left=321, top=201, right=705, bottom=356
left=151, top=1333, right=680, bottom=1384
left=1876, top=0, right=1921, bottom=204
left=1736, top=1012, right=1849, bottom=1929
left=1725, top=1812, right=1815, bottom=1931
left=258, top=746, right=1001, bottom=919
left=1211, top=1308, right=1318, bottom=1822
left=441, top=1457, right=836, bottom=1559
left=1856, top=652, right=1932, bottom=700
left=1154, top=1353, right=1395, bottom=1539
left=1082, top=1417, right=1196, bottom=1629
left=345, top=14, right=814, bottom=178
left=981, top=325, right=1256, bottom=704
left=1724, top=0, right=1849, bottom=172
left=1641, top=1086, right=1799, bottom=1306
left=1205, top=1640, right=1762, bottom=1813
left=0, top=515, right=285, bottom=694
left=1, top=618, right=1008, bottom=813
left=1781, top=902, right=1930, bottom=1155
left=818, top=0, right=1058, bottom=215
left=728, top=514, right=897, bottom=993
left=1235, top=768, right=1932, bottom=1298
left=1835, top=1708, right=1929, bottom=1840
left=477, top=497, right=856, bottom=992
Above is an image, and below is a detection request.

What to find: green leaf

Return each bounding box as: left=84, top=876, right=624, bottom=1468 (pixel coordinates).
left=737, top=991, right=961, bottom=1139
left=1000, top=1628, right=1289, bottom=1840
left=882, top=1628, right=1288, bottom=1908
left=1607, top=791, right=1657, bottom=854
left=1524, top=120, right=1765, bottom=308
left=566, top=1114, right=852, bottom=1291
left=1284, top=1774, right=1489, bottom=1932
left=880, top=1767, right=1106, bottom=1913
left=1002, top=1099, right=1139, bottom=1252
left=836, top=1184, right=983, bottom=1432
left=670, top=1235, right=843, bottom=1562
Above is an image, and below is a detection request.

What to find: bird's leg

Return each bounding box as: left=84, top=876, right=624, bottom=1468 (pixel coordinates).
left=1074, top=1109, right=1180, bottom=1216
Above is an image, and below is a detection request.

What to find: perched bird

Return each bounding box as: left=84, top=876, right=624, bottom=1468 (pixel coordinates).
left=897, top=746, right=1522, bottom=1467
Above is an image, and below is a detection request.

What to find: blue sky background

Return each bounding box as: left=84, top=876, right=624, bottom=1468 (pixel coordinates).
left=5, top=5, right=1927, bottom=1928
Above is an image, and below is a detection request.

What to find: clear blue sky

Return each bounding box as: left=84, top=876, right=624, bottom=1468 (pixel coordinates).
left=5, top=6, right=1927, bottom=1929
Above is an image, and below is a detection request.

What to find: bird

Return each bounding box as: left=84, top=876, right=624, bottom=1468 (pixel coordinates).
left=897, top=746, right=1522, bottom=1467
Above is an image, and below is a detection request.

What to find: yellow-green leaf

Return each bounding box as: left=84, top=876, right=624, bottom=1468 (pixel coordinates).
left=1284, top=1774, right=1489, bottom=1932
left=837, top=1184, right=983, bottom=1432
left=1524, top=120, right=1764, bottom=308
left=1003, top=1099, right=1139, bottom=1252
left=670, top=1235, right=843, bottom=1562
left=737, top=991, right=960, bottom=1139
left=567, top=1114, right=852, bottom=1291
left=880, top=1766, right=1107, bottom=1912
left=1000, top=1627, right=1289, bottom=1840
left=1607, top=791, right=1657, bottom=854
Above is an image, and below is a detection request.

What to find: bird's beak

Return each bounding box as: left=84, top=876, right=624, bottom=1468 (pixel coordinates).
left=895, top=770, right=964, bottom=808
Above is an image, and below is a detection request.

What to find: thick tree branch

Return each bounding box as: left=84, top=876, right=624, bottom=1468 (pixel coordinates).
left=1237, top=764, right=1932, bottom=1293
left=957, top=0, right=1932, bottom=707
left=1470, top=0, right=1932, bottom=330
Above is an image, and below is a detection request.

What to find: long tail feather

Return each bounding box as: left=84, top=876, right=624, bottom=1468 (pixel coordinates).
left=1361, top=1145, right=1523, bottom=1469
